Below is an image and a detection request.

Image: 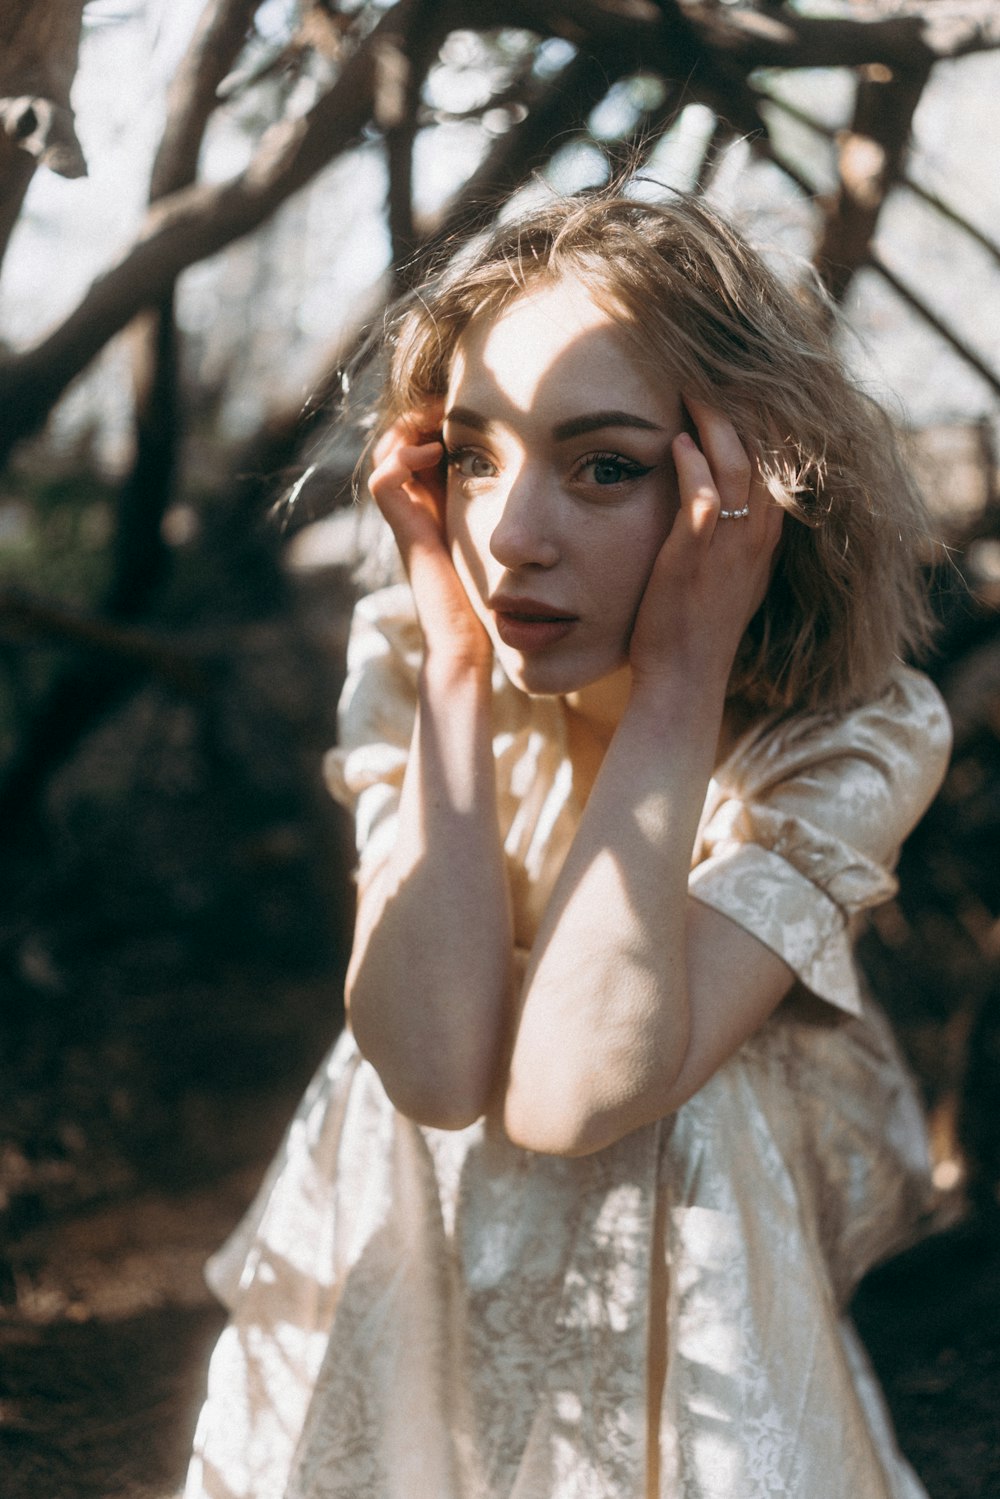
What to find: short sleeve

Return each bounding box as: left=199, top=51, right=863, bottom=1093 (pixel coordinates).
left=323, top=585, right=421, bottom=881
left=688, top=667, right=952, bottom=1015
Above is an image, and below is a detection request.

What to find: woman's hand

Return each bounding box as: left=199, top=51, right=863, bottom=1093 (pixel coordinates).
left=369, top=403, right=492, bottom=674
left=628, top=396, right=783, bottom=694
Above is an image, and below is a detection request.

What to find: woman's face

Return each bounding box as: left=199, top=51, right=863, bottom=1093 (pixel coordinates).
left=443, top=276, right=684, bottom=699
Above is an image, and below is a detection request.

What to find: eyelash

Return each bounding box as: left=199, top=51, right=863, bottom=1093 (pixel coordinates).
left=445, top=447, right=496, bottom=481
left=444, top=447, right=653, bottom=490
left=572, top=451, right=653, bottom=487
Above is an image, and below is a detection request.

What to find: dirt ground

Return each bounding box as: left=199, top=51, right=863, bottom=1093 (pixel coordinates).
left=1, top=1147, right=998, bottom=1499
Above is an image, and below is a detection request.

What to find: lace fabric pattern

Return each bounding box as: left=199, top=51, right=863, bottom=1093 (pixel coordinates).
left=184, top=585, right=951, bottom=1499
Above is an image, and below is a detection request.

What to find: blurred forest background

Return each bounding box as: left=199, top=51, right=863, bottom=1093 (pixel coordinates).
left=0, top=1, right=999, bottom=1495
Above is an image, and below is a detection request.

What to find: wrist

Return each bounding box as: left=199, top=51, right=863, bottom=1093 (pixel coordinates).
left=421, top=644, right=494, bottom=698
left=626, top=661, right=728, bottom=727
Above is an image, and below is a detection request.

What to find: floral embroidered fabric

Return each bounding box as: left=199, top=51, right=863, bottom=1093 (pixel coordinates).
left=185, top=585, right=951, bottom=1499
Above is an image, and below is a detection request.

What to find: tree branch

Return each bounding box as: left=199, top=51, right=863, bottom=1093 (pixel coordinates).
left=0, top=1, right=288, bottom=836
left=2, top=0, right=999, bottom=467
left=0, top=588, right=216, bottom=692
left=0, top=0, right=88, bottom=275
left=380, top=0, right=441, bottom=285
left=109, top=0, right=262, bottom=622
left=868, top=250, right=1000, bottom=398
left=412, top=43, right=634, bottom=273
left=900, top=177, right=1000, bottom=272
left=758, top=83, right=1000, bottom=272
left=478, top=0, right=1000, bottom=69
left=0, top=0, right=420, bottom=464
left=815, top=63, right=930, bottom=301
left=151, top=0, right=261, bottom=200
left=0, top=95, right=86, bottom=178
left=675, top=0, right=1000, bottom=69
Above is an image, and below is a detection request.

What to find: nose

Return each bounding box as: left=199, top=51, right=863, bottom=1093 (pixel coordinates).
left=488, top=464, right=559, bottom=570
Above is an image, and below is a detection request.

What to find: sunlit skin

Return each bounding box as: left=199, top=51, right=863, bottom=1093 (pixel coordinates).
left=441, top=279, right=686, bottom=728
left=352, top=271, right=790, bottom=1157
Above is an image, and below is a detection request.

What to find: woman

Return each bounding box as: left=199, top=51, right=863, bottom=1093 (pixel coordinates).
left=185, top=190, right=951, bottom=1498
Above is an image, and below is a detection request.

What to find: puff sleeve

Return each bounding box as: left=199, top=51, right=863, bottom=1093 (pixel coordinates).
left=688, top=667, right=951, bottom=1016
left=323, top=585, right=421, bottom=883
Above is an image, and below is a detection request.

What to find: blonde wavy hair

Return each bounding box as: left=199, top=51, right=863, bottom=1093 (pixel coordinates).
left=369, top=189, right=935, bottom=714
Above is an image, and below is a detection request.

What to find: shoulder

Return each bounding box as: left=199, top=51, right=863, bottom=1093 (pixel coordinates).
left=692, top=668, right=950, bottom=1013
left=730, top=665, right=951, bottom=813
left=810, top=665, right=950, bottom=765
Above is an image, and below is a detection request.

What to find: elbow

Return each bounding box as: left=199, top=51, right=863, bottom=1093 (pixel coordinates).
left=386, top=1085, right=485, bottom=1133
left=348, top=1009, right=492, bottom=1132
left=365, top=1048, right=489, bottom=1131
left=502, top=1087, right=633, bottom=1159
left=504, top=1120, right=603, bottom=1158
left=362, top=1045, right=490, bottom=1133
left=502, top=1055, right=688, bottom=1158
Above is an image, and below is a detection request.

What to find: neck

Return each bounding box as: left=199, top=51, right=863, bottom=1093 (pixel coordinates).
left=564, top=669, right=757, bottom=770
left=563, top=667, right=632, bottom=750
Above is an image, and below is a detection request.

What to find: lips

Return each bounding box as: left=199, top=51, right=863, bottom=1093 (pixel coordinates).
left=489, top=595, right=578, bottom=652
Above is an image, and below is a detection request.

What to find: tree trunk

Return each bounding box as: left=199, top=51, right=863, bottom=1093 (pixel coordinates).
left=111, top=0, right=262, bottom=622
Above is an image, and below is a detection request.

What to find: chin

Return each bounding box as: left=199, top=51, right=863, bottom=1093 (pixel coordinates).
left=494, top=645, right=624, bottom=700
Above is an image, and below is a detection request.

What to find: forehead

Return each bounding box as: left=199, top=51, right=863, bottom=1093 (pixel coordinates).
left=446, top=277, right=672, bottom=422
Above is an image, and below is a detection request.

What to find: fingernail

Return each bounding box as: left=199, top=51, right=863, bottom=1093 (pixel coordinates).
left=675, top=432, right=695, bottom=451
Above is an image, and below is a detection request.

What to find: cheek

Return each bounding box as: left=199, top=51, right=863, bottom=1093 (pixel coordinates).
left=447, top=484, right=499, bottom=558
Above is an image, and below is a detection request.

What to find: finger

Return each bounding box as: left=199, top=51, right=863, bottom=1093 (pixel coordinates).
left=369, top=440, right=443, bottom=496
left=680, top=399, right=786, bottom=559
left=371, top=417, right=442, bottom=469
left=671, top=432, right=722, bottom=542
left=681, top=396, right=753, bottom=516
left=369, top=440, right=448, bottom=556
left=371, top=401, right=444, bottom=467
left=396, top=439, right=444, bottom=476
left=395, top=402, right=446, bottom=447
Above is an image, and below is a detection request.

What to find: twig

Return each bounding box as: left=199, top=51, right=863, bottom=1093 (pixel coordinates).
left=868, top=250, right=1000, bottom=397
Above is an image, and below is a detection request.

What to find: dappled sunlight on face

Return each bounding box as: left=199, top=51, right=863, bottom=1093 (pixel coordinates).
left=443, top=277, right=685, bottom=706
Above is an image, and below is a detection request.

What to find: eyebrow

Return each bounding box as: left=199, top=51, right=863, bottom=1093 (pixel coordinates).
left=444, top=405, right=664, bottom=441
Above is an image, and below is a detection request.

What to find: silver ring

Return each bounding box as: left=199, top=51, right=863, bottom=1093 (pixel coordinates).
left=718, top=505, right=750, bottom=520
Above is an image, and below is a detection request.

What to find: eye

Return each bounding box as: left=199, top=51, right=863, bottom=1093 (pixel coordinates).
left=446, top=447, right=497, bottom=480
left=574, top=452, right=653, bottom=487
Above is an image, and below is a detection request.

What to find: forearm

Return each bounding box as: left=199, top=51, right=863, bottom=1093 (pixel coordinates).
left=504, top=670, right=727, bottom=1154
left=346, top=655, right=513, bottom=1128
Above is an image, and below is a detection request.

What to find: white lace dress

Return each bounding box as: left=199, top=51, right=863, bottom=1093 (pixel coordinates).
left=184, top=584, right=952, bottom=1499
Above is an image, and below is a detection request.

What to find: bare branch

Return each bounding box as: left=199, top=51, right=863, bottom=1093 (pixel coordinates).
left=758, top=83, right=1000, bottom=272
left=675, top=0, right=1000, bottom=68
left=413, top=44, right=634, bottom=271
left=0, top=0, right=88, bottom=273
left=151, top=0, right=262, bottom=200
left=2, top=0, right=998, bottom=466
left=900, top=178, right=1000, bottom=273
left=816, top=63, right=930, bottom=301
left=109, top=0, right=264, bottom=622
left=0, top=95, right=86, bottom=177
left=0, top=1, right=423, bottom=463
left=0, top=588, right=216, bottom=692
left=380, top=2, right=442, bottom=283
left=869, top=251, right=1000, bottom=398
left=490, top=0, right=1000, bottom=69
